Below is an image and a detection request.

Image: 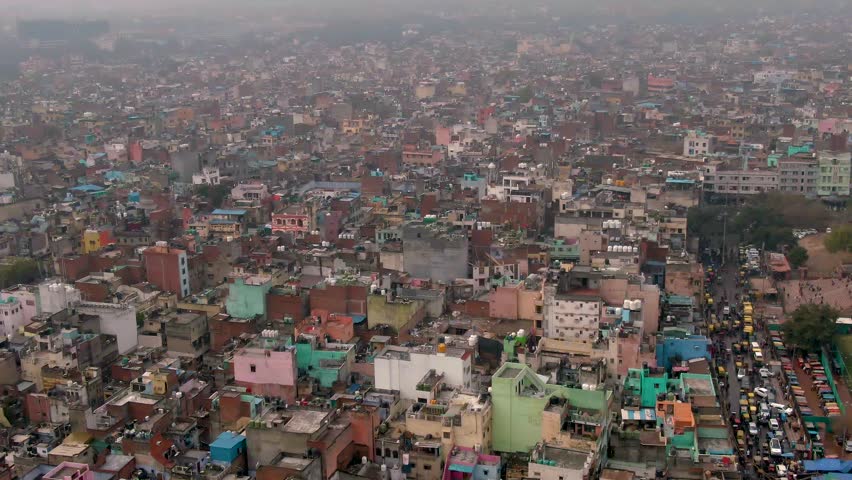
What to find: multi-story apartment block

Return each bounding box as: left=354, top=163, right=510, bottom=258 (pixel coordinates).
left=777, top=157, right=818, bottom=194
left=817, top=151, right=851, bottom=197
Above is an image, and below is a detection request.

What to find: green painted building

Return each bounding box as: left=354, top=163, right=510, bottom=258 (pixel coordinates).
left=491, top=362, right=612, bottom=454
left=817, top=151, right=851, bottom=197
left=623, top=367, right=683, bottom=408
left=225, top=275, right=273, bottom=319
left=547, top=239, right=580, bottom=262
left=294, top=336, right=355, bottom=388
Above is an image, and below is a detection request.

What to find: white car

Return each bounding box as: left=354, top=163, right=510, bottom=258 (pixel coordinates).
left=759, top=368, right=773, bottom=378
left=748, top=422, right=759, bottom=435
left=769, top=403, right=794, bottom=415
left=754, top=387, right=770, bottom=398
left=770, top=438, right=782, bottom=456
left=737, top=369, right=746, bottom=380
left=777, top=464, right=788, bottom=478
left=769, top=418, right=780, bottom=430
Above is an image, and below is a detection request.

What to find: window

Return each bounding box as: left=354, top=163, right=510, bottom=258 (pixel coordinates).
left=392, top=451, right=399, bottom=459
left=443, top=432, right=451, bottom=439
left=424, top=465, right=432, bottom=471
left=375, top=448, right=382, bottom=457
left=250, top=364, right=256, bottom=372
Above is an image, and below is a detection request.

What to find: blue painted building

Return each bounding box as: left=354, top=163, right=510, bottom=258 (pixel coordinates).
left=210, top=431, right=247, bottom=464
left=656, top=333, right=711, bottom=371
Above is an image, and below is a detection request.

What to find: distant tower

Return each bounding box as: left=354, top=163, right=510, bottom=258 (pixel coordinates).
left=487, top=162, right=497, bottom=184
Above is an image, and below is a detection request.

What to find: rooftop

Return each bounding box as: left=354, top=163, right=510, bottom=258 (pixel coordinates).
left=542, top=446, right=591, bottom=470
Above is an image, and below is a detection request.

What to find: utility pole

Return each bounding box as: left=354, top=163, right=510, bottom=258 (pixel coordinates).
left=721, top=211, right=728, bottom=267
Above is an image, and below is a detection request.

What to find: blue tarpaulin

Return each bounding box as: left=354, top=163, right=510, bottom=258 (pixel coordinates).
left=803, top=460, right=852, bottom=473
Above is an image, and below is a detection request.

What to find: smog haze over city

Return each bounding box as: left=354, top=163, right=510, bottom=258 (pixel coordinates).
left=0, top=0, right=851, bottom=479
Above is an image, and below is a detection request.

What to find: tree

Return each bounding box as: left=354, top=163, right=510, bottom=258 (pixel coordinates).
left=825, top=224, right=852, bottom=253
left=787, top=246, right=809, bottom=269
left=516, top=86, right=534, bottom=103
left=782, top=304, right=839, bottom=353
left=0, top=258, right=40, bottom=289
left=197, top=184, right=230, bottom=209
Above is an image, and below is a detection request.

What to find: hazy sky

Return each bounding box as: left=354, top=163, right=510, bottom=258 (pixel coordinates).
left=1, top=0, right=849, bottom=22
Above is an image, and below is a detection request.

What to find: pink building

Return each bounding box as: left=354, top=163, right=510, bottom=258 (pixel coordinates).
left=271, top=206, right=311, bottom=235
left=489, top=281, right=544, bottom=330
left=442, top=446, right=501, bottom=480
left=598, top=278, right=661, bottom=335
left=233, top=333, right=298, bottom=402
left=44, top=463, right=95, bottom=480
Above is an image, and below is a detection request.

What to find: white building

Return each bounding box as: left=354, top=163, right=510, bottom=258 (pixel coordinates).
left=683, top=130, right=716, bottom=157
left=37, top=281, right=82, bottom=315
left=543, top=288, right=603, bottom=344
left=0, top=296, right=28, bottom=337
left=374, top=344, right=472, bottom=401
left=76, top=302, right=138, bottom=354
left=192, top=167, right=221, bottom=185
left=230, top=182, right=270, bottom=202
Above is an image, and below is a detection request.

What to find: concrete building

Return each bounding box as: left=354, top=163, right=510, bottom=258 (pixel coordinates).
left=164, top=312, right=210, bottom=358
left=271, top=206, right=312, bottom=236
left=191, top=167, right=220, bottom=185
left=366, top=293, right=425, bottom=333
left=233, top=331, right=298, bottom=401
left=374, top=343, right=472, bottom=401
left=293, top=334, right=355, bottom=388
left=404, top=393, right=493, bottom=456
left=402, top=222, right=468, bottom=283
left=0, top=295, right=28, bottom=337
left=490, top=362, right=612, bottom=475
left=226, top=273, right=273, bottom=319
left=143, top=242, right=190, bottom=298
left=76, top=302, right=138, bottom=354
left=527, top=444, right=596, bottom=480
left=777, top=157, right=818, bottom=194
left=817, top=151, right=851, bottom=197
left=683, top=131, right=715, bottom=157
left=441, top=446, right=501, bottom=480
left=489, top=277, right=545, bottom=330
left=543, top=289, right=603, bottom=344
left=231, top=181, right=270, bottom=203
left=701, top=166, right=778, bottom=196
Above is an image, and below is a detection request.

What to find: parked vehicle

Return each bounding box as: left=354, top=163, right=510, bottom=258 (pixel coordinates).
left=749, top=422, right=759, bottom=436
left=770, top=438, right=782, bottom=456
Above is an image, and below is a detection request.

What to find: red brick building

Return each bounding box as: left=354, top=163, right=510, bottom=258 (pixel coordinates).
left=143, top=243, right=190, bottom=298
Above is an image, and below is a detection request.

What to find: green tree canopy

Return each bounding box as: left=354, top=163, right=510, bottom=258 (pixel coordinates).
left=786, top=246, right=809, bottom=269
left=782, top=304, right=839, bottom=353
left=197, top=184, right=230, bottom=209
left=516, top=86, right=534, bottom=103
left=824, top=224, right=852, bottom=253
left=0, top=258, right=41, bottom=289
